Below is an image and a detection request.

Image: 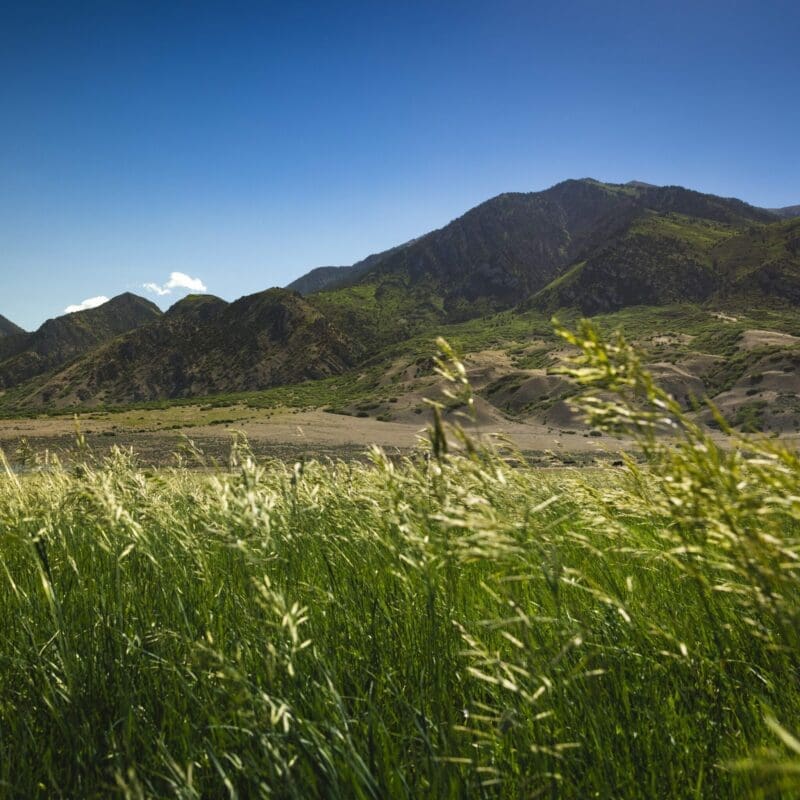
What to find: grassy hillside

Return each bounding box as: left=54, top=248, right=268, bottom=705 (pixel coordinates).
left=1, top=335, right=799, bottom=798
left=531, top=214, right=800, bottom=313
left=3, top=302, right=800, bottom=440
left=714, top=217, right=800, bottom=302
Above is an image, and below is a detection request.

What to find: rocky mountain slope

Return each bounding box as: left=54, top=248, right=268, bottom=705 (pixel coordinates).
left=286, top=240, right=416, bottom=295
left=767, top=205, right=800, bottom=220
left=0, top=293, right=161, bottom=389
left=0, top=315, right=24, bottom=337
left=531, top=214, right=800, bottom=313
left=293, top=180, right=795, bottom=349
left=18, top=289, right=358, bottom=407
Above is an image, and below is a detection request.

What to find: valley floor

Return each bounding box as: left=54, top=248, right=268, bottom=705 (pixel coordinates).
left=2, top=404, right=797, bottom=467
left=0, top=406, right=623, bottom=466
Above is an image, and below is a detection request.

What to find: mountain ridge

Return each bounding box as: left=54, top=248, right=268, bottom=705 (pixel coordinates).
left=17, top=288, right=358, bottom=407
left=0, top=293, right=162, bottom=390
left=0, top=314, right=24, bottom=338
left=286, top=180, right=778, bottom=325
left=767, top=204, right=800, bottom=220
left=294, top=179, right=784, bottom=340
left=286, top=239, right=418, bottom=296
left=2, top=178, right=800, bottom=412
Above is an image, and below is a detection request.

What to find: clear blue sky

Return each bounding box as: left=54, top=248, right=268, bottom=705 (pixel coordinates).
left=2, top=0, right=798, bottom=330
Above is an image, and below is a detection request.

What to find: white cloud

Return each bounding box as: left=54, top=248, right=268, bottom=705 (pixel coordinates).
left=64, top=295, right=110, bottom=314
left=144, top=271, right=207, bottom=296
left=143, top=282, right=171, bottom=296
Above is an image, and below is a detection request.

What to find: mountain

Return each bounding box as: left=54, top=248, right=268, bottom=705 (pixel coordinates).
left=18, top=289, right=358, bottom=407
left=286, top=240, right=417, bottom=296
left=287, top=266, right=354, bottom=296
left=2, top=178, right=799, bottom=413
left=295, top=179, right=780, bottom=335
left=715, top=217, right=800, bottom=302
left=0, top=293, right=162, bottom=390
left=531, top=205, right=800, bottom=315
left=767, top=205, right=800, bottom=220
left=531, top=211, right=735, bottom=313
left=0, top=314, right=24, bottom=337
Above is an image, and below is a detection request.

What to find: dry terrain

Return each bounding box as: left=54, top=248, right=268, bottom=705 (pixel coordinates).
left=0, top=404, right=629, bottom=466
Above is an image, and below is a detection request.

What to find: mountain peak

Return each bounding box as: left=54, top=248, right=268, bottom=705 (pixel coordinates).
left=0, top=292, right=163, bottom=390
left=0, top=314, right=24, bottom=337
left=166, top=294, right=229, bottom=323
left=103, top=292, right=162, bottom=314
left=284, top=177, right=786, bottom=335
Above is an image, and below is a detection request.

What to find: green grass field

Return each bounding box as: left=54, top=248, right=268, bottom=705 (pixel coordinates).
left=1, top=328, right=799, bottom=798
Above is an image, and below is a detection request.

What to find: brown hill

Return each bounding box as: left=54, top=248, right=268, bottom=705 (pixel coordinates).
left=20, top=289, right=359, bottom=407
left=0, top=294, right=162, bottom=389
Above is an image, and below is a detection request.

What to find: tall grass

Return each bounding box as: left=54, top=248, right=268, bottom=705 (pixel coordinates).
left=0, top=327, right=799, bottom=798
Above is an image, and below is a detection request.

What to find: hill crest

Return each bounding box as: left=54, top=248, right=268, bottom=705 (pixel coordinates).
left=17, top=288, right=359, bottom=407
left=0, top=293, right=162, bottom=390
left=0, top=314, right=24, bottom=338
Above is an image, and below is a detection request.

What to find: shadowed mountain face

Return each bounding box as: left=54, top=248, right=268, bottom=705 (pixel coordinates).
left=291, top=179, right=779, bottom=322
left=0, top=315, right=24, bottom=337
left=533, top=211, right=800, bottom=314
left=767, top=205, right=800, bottom=220
left=21, top=289, right=359, bottom=407
left=286, top=241, right=416, bottom=296
left=0, top=293, right=162, bottom=389
left=714, top=218, right=800, bottom=302
left=285, top=179, right=792, bottom=343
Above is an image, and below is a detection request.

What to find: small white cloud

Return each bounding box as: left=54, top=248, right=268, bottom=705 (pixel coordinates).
left=166, top=272, right=207, bottom=292
left=144, top=271, right=207, bottom=296
left=143, top=282, right=171, bottom=296
left=64, top=295, right=110, bottom=314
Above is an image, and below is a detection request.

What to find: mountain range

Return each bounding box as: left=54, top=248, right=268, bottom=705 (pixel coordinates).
left=769, top=204, right=800, bottom=220
left=23, top=291, right=356, bottom=406
left=1, top=178, right=799, bottom=413
left=0, top=294, right=160, bottom=391
left=292, top=179, right=798, bottom=321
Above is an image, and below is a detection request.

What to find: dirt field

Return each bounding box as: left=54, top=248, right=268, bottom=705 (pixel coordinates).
left=0, top=405, right=633, bottom=467
left=3, top=397, right=797, bottom=468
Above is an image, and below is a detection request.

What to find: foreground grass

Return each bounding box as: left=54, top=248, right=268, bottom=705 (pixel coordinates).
left=1, top=331, right=799, bottom=798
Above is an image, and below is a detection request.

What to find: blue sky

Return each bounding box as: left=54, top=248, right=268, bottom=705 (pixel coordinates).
left=2, top=0, right=798, bottom=330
